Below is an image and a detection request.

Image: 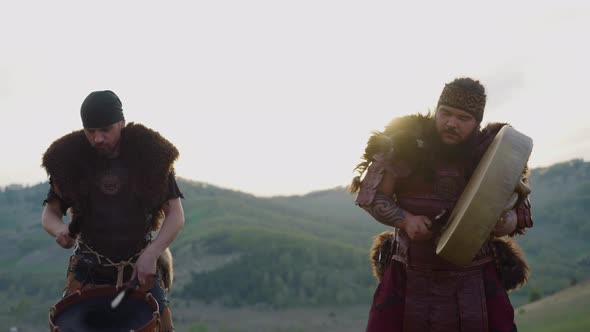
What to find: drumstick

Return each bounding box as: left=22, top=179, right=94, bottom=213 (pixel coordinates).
left=434, top=209, right=448, bottom=221
left=426, top=209, right=448, bottom=230
left=111, top=278, right=139, bottom=309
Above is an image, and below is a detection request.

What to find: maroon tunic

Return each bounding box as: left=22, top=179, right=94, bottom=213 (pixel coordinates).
left=365, top=157, right=519, bottom=332
left=366, top=261, right=516, bottom=332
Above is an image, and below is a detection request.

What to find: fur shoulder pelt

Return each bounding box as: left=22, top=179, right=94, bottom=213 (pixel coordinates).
left=119, top=122, right=179, bottom=183
left=369, top=231, right=530, bottom=291
left=492, top=236, right=529, bottom=291
left=351, top=113, right=434, bottom=193
left=369, top=113, right=434, bottom=162
left=370, top=231, right=395, bottom=283
left=119, top=123, right=180, bottom=218
left=41, top=129, right=93, bottom=202
left=157, top=248, right=174, bottom=290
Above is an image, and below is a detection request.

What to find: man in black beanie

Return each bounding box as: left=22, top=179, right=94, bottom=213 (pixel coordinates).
left=79, top=90, right=126, bottom=158
left=41, top=90, right=184, bottom=331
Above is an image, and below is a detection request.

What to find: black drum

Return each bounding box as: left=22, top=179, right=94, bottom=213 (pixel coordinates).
left=49, top=285, right=160, bottom=332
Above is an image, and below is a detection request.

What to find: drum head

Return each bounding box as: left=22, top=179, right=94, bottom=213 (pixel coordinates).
left=436, top=126, right=533, bottom=266
left=50, top=286, right=159, bottom=332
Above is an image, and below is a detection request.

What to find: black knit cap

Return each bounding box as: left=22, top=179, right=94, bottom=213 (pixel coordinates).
left=80, top=90, right=124, bottom=128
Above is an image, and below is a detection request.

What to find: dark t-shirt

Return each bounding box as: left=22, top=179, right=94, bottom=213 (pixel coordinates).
left=44, top=156, right=183, bottom=261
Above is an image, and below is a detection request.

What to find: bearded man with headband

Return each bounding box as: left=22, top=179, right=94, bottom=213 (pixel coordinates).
left=351, top=77, right=533, bottom=332
left=41, top=90, right=184, bottom=331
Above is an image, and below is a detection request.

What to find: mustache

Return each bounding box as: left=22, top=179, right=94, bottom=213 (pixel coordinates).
left=443, top=128, right=459, bottom=136
left=93, top=143, right=111, bottom=151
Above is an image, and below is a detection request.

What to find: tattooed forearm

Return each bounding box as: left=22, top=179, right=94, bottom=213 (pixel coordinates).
left=362, top=193, right=407, bottom=228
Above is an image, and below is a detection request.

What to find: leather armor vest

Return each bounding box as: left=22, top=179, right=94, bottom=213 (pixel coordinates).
left=394, top=158, right=493, bottom=270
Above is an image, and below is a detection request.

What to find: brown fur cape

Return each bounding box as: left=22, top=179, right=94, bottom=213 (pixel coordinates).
left=42, top=122, right=179, bottom=232
left=42, top=122, right=178, bottom=288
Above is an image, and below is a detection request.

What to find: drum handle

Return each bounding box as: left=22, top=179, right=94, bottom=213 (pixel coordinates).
left=49, top=307, right=60, bottom=332
left=145, top=292, right=161, bottom=332
left=154, top=311, right=161, bottom=332
left=129, top=311, right=160, bottom=332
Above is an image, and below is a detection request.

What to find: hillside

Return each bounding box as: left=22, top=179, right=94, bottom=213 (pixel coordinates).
left=1, top=159, right=590, bottom=331
left=172, top=181, right=385, bottom=309
left=512, top=159, right=590, bottom=305
left=516, top=278, right=590, bottom=332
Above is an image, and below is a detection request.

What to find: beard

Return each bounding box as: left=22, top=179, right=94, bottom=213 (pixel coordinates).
left=426, top=120, right=479, bottom=161
left=92, top=142, right=120, bottom=158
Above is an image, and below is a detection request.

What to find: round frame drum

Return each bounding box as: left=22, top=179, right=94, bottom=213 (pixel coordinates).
left=49, top=285, right=160, bottom=332
left=436, top=126, right=533, bottom=266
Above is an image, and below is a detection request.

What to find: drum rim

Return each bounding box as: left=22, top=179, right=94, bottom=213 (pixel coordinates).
left=436, top=126, right=533, bottom=266
left=49, top=284, right=160, bottom=332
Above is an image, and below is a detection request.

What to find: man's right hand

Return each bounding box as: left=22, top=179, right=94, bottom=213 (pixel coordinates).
left=55, top=225, right=76, bottom=249
left=400, top=215, right=434, bottom=241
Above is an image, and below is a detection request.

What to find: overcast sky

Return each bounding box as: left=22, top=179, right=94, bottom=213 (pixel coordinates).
left=1, top=1, right=589, bottom=196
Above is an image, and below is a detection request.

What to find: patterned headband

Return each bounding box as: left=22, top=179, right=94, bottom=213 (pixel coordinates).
left=437, top=84, right=486, bottom=122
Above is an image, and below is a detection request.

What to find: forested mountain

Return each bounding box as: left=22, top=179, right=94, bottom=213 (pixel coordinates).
left=1, top=159, right=589, bottom=331
left=169, top=182, right=384, bottom=308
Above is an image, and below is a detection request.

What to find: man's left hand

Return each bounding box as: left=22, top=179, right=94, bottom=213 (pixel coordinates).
left=132, top=250, right=158, bottom=290
left=493, top=209, right=517, bottom=236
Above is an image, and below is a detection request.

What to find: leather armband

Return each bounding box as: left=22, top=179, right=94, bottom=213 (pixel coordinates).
left=515, top=196, right=533, bottom=230
left=355, top=154, right=387, bottom=206
left=498, top=169, right=533, bottom=236
left=513, top=170, right=533, bottom=233
left=355, top=153, right=410, bottom=206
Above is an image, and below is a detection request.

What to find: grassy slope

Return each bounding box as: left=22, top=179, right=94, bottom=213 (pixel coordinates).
left=516, top=279, right=590, bottom=332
